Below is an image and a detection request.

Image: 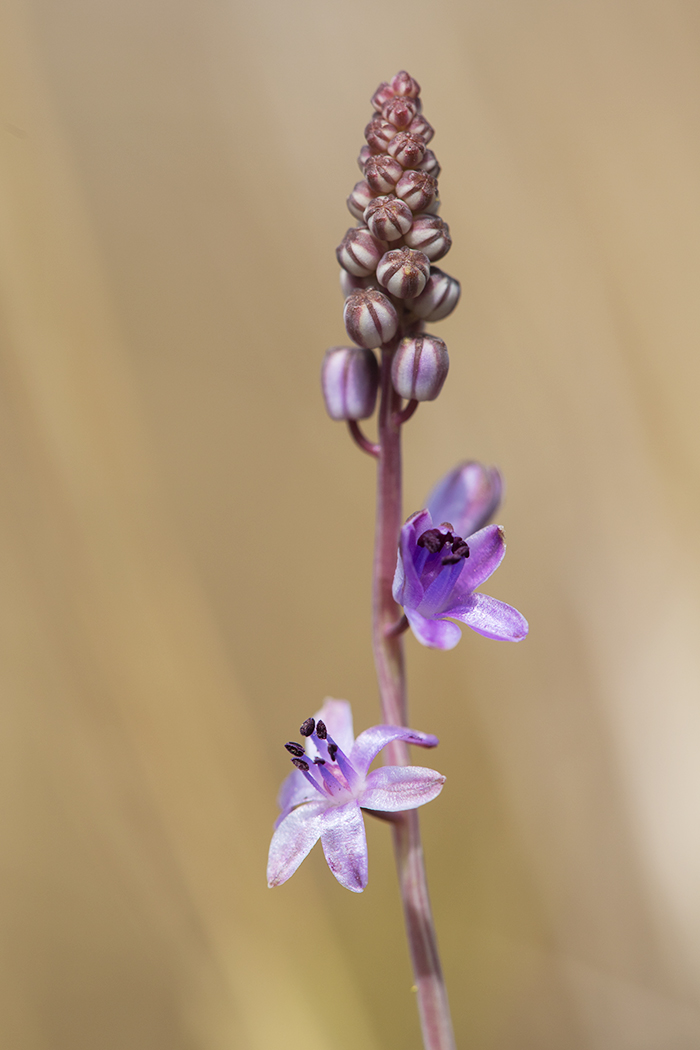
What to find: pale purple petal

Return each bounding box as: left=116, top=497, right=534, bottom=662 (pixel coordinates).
left=320, top=801, right=368, bottom=892
left=405, top=607, right=461, bottom=650
left=361, top=766, right=446, bottom=811
left=446, top=592, right=529, bottom=641
left=314, top=698, right=354, bottom=754
left=417, top=557, right=466, bottom=617
left=447, top=525, right=506, bottom=604
left=393, top=509, right=432, bottom=608
left=350, top=725, right=439, bottom=777
left=275, top=769, right=321, bottom=828
left=267, top=801, right=328, bottom=887
left=426, top=461, right=502, bottom=537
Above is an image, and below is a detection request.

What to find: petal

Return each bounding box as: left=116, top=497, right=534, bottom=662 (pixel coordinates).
left=446, top=592, right=529, bottom=642
left=447, top=525, right=506, bottom=604
left=275, top=768, right=321, bottom=828
left=267, top=801, right=328, bottom=887
left=392, top=509, right=433, bottom=609
left=361, top=765, right=445, bottom=811
left=314, top=698, right=354, bottom=754
left=320, top=802, right=368, bottom=892
left=417, top=556, right=467, bottom=618
left=350, top=725, right=439, bottom=777
left=405, top=607, right=462, bottom=650
left=426, top=461, right=502, bottom=537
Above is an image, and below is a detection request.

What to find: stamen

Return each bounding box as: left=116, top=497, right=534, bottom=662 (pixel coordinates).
left=451, top=542, right=470, bottom=558
left=441, top=553, right=462, bottom=565
left=285, top=742, right=306, bottom=757
left=316, top=720, right=328, bottom=740
left=328, top=742, right=339, bottom=761
left=417, top=528, right=447, bottom=553
left=291, top=757, right=310, bottom=772
left=313, top=758, right=326, bottom=765
left=300, top=717, right=315, bottom=737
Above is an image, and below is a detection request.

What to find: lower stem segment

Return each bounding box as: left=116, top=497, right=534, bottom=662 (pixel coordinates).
left=372, top=346, right=456, bottom=1050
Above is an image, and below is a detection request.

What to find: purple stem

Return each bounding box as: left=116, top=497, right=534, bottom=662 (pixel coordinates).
left=372, top=345, right=456, bottom=1050
left=348, top=419, right=380, bottom=458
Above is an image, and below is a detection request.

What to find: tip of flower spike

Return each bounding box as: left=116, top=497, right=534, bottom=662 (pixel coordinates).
left=300, top=717, right=315, bottom=737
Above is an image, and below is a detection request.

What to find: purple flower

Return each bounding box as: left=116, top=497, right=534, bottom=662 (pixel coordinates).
left=392, top=462, right=528, bottom=649
left=267, top=699, right=445, bottom=893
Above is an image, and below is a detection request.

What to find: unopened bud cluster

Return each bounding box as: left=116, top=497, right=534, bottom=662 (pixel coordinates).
left=323, top=72, right=460, bottom=418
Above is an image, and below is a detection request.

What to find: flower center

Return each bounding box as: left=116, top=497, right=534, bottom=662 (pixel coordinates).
left=283, top=717, right=360, bottom=800
left=417, top=523, right=470, bottom=565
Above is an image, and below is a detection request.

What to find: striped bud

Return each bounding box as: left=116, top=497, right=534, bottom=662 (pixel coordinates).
left=347, top=180, right=373, bottom=221
left=382, top=97, right=418, bottom=129
left=364, top=154, right=404, bottom=194
left=395, top=170, right=438, bottom=212
left=417, top=149, right=440, bottom=177
left=408, top=114, right=434, bottom=144
left=336, top=226, right=386, bottom=277
left=391, top=70, right=421, bottom=98
left=365, top=118, right=397, bottom=152
left=339, top=270, right=373, bottom=298
left=343, top=289, right=398, bottom=349
left=357, top=144, right=373, bottom=172
left=322, top=346, right=380, bottom=421
left=387, top=131, right=426, bottom=168
left=423, top=194, right=441, bottom=215
left=376, top=247, right=430, bottom=299
left=391, top=335, right=449, bottom=401
left=403, top=214, right=452, bottom=261
left=364, top=195, right=413, bottom=242
left=410, top=267, right=461, bottom=321
left=371, top=82, right=395, bottom=110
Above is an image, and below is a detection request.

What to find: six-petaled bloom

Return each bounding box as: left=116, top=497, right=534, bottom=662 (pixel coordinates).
left=392, top=462, right=529, bottom=649
left=267, top=699, right=445, bottom=893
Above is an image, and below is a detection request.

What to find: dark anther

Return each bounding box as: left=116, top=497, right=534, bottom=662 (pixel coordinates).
left=300, top=717, right=315, bottom=737
left=417, top=528, right=447, bottom=553
left=291, top=758, right=310, bottom=772
left=316, top=720, right=328, bottom=740
left=313, top=758, right=326, bottom=765
left=451, top=542, right=470, bottom=558
left=285, top=741, right=306, bottom=757
left=441, top=553, right=462, bottom=565
left=328, top=742, right=339, bottom=762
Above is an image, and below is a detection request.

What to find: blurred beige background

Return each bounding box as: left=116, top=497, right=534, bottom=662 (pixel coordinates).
left=2, top=0, right=700, bottom=1047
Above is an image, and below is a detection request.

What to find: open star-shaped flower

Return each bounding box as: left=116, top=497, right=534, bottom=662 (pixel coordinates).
left=267, top=699, right=445, bottom=893
left=393, top=462, right=528, bottom=649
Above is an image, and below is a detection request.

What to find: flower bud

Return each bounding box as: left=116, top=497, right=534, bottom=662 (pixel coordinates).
left=382, top=97, right=418, bottom=129
left=363, top=154, right=404, bottom=194
left=408, top=114, right=434, bottom=144
left=371, top=82, right=395, bottom=110
left=410, top=267, right=461, bottom=320
left=344, top=288, right=398, bottom=348
left=423, top=194, right=441, bottom=215
left=365, top=118, right=397, bottom=152
left=403, top=214, right=452, bottom=261
left=339, top=270, right=373, bottom=298
left=386, top=131, right=426, bottom=168
left=347, top=180, right=373, bottom=221
left=377, top=247, right=430, bottom=299
left=426, top=462, right=503, bottom=537
left=336, top=226, right=386, bottom=277
left=364, top=194, right=413, bottom=241
left=391, top=70, right=421, bottom=98
left=391, top=335, right=449, bottom=401
left=357, top=144, right=374, bottom=172
left=395, top=170, right=438, bottom=212
left=322, top=346, right=380, bottom=420
left=417, top=149, right=440, bottom=177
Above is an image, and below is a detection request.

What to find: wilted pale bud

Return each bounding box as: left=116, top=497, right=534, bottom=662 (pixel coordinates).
left=347, top=180, right=373, bottom=221
left=336, top=226, right=386, bottom=277
left=395, top=170, right=438, bottom=212
left=403, top=214, right=452, bottom=261
left=408, top=114, right=434, bottom=144
left=387, top=131, right=426, bottom=168
left=391, top=70, right=421, bottom=98
left=382, top=97, right=418, bottom=129
left=371, top=82, right=395, bottom=110
left=322, top=346, right=380, bottom=420
left=344, top=288, right=398, bottom=349
left=410, top=267, right=461, bottom=320
left=391, top=335, right=449, bottom=401
left=363, top=154, right=404, bottom=194
left=365, top=118, right=397, bottom=152
left=417, top=149, right=440, bottom=177
left=339, top=270, right=373, bottom=298
left=364, top=195, right=413, bottom=241
left=377, top=247, right=430, bottom=299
